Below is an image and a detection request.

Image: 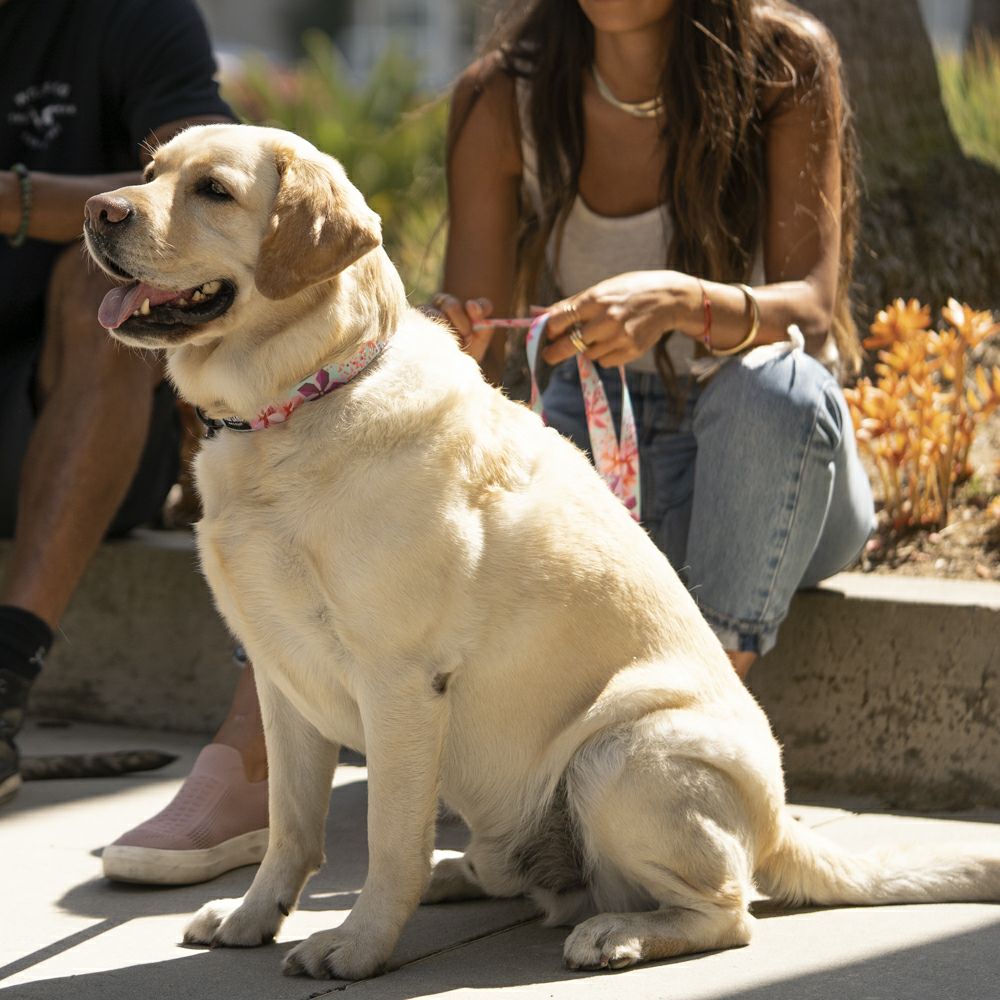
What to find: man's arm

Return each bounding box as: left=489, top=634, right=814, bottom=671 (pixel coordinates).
left=0, top=114, right=232, bottom=244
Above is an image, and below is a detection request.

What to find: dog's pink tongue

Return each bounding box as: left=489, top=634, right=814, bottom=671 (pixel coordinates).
left=98, top=282, right=185, bottom=329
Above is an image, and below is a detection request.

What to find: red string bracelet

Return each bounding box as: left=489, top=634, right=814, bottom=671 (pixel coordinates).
left=698, top=279, right=713, bottom=349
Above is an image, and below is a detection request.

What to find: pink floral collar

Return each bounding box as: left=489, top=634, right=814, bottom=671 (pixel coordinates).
left=197, top=339, right=387, bottom=438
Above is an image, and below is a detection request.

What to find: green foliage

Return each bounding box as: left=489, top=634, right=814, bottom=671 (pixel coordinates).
left=220, top=31, right=449, bottom=301
left=938, top=34, right=1000, bottom=170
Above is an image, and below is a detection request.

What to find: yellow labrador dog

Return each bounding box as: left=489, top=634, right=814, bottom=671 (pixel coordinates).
left=83, top=124, right=999, bottom=980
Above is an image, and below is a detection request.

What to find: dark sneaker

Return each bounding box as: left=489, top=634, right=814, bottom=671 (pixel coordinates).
left=0, top=667, right=34, bottom=805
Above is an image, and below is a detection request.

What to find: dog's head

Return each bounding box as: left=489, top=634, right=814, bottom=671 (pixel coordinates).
left=83, top=124, right=383, bottom=349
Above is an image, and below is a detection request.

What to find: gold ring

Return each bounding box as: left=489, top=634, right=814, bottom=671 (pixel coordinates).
left=569, top=328, right=587, bottom=354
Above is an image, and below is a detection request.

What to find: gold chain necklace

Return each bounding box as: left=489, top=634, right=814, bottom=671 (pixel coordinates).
left=591, top=66, right=664, bottom=120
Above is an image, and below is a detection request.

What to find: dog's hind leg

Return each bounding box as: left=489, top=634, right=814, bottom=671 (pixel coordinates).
left=422, top=853, right=487, bottom=903
left=184, top=673, right=339, bottom=949
left=422, top=828, right=534, bottom=905
left=562, top=723, right=758, bottom=971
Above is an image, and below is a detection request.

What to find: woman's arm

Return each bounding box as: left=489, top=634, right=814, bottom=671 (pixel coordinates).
left=754, top=20, right=844, bottom=348
left=437, top=59, right=523, bottom=383
left=544, top=27, right=845, bottom=365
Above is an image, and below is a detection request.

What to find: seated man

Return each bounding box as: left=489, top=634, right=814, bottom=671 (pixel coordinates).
left=0, top=0, right=234, bottom=804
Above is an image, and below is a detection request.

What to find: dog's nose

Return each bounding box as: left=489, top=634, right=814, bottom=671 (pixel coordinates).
left=84, top=194, right=134, bottom=232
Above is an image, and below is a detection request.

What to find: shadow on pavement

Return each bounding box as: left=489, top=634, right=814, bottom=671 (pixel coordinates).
left=2, top=776, right=535, bottom=993
left=4, top=915, right=999, bottom=1000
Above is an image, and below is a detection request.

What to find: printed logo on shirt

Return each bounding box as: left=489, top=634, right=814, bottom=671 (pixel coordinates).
left=7, top=81, right=77, bottom=150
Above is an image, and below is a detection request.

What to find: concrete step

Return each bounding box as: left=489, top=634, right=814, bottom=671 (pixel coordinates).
left=4, top=530, right=998, bottom=808
left=2, top=531, right=236, bottom=735
left=751, top=572, right=1000, bottom=809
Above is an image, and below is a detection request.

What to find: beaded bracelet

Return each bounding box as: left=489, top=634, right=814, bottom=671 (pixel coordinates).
left=709, top=282, right=761, bottom=357
left=7, top=163, right=32, bottom=248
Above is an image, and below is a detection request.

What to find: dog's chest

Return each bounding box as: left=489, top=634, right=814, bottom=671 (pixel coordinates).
left=196, top=494, right=349, bottom=658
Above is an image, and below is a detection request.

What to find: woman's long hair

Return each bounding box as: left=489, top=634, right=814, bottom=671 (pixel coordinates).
left=458, top=0, right=861, bottom=374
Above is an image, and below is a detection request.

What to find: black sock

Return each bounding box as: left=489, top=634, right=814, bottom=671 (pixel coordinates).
left=0, top=605, right=54, bottom=682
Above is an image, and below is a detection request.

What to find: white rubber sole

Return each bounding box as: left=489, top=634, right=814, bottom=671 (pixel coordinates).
left=102, top=827, right=269, bottom=885
left=0, top=771, right=22, bottom=805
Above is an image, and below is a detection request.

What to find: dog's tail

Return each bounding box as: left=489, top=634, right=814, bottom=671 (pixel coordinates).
left=756, top=810, right=1000, bottom=907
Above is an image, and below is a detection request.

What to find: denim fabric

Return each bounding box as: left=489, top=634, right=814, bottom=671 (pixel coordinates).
left=542, top=351, right=875, bottom=655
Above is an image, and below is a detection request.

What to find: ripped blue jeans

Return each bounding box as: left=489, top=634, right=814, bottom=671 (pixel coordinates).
left=542, top=350, right=875, bottom=656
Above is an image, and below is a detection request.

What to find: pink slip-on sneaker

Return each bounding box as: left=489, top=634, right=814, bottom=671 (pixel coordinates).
left=102, top=743, right=268, bottom=885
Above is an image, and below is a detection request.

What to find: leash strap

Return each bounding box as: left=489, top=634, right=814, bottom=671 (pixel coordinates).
left=514, top=314, right=641, bottom=520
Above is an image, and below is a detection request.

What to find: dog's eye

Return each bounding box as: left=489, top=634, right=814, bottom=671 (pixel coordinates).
left=198, top=178, right=233, bottom=202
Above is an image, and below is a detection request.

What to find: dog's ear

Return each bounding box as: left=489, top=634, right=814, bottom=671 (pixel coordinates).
left=254, top=149, right=382, bottom=300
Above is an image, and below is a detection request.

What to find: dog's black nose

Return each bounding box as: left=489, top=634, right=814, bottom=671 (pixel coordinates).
left=84, top=193, right=134, bottom=232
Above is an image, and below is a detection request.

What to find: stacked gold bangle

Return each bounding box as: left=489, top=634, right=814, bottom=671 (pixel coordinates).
left=7, top=163, right=32, bottom=248
left=709, top=283, right=761, bottom=357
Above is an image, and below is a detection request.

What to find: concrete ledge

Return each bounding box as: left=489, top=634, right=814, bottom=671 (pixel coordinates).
left=751, top=573, right=1000, bottom=809
left=3, top=536, right=998, bottom=807
left=0, top=531, right=235, bottom=734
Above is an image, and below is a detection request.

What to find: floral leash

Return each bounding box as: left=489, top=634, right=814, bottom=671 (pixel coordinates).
left=196, top=318, right=642, bottom=521
left=197, top=338, right=387, bottom=438
left=484, top=314, right=641, bottom=520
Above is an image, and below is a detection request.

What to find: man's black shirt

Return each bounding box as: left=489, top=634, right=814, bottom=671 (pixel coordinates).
left=0, top=0, right=232, bottom=343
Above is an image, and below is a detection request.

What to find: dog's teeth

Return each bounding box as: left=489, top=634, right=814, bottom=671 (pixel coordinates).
left=202, top=280, right=221, bottom=295
left=192, top=290, right=205, bottom=302
left=140, top=298, right=151, bottom=315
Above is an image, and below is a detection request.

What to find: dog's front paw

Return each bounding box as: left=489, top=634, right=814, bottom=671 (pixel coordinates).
left=183, top=897, right=285, bottom=949
left=282, top=926, right=390, bottom=980
left=563, top=914, right=642, bottom=971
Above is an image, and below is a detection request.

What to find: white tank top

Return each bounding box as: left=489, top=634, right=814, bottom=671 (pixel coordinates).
left=515, top=78, right=769, bottom=375
left=517, top=78, right=685, bottom=373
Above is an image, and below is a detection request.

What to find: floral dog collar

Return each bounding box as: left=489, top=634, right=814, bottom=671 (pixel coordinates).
left=197, top=339, right=387, bottom=438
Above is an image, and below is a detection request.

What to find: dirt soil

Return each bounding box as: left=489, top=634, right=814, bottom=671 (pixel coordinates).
left=854, top=404, right=1000, bottom=583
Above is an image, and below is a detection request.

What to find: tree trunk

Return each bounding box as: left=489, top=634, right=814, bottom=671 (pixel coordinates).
left=968, top=0, right=1000, bottom=42
left=799, top=0, right=1000, bottom=325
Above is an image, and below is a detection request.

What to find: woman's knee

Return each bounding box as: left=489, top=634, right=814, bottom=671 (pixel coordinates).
left=695, top=351, right=842, bottom=453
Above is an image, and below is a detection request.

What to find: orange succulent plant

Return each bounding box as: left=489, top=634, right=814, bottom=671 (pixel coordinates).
left=844, top=298, right=1000, bottom=531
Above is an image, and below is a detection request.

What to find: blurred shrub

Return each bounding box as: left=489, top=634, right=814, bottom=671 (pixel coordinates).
left=938, top=34, right=1000, bottom=170
left=221, top=31, right=448, bottom=301
left=844, top=299, right=1000, bottom=531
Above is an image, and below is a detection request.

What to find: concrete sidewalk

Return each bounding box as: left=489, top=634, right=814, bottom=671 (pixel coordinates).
left=2, top=722, right=999, bottom=1000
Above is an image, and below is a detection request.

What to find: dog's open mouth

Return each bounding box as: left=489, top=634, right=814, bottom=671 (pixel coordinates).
left=98, top=277, right=236, bottom=333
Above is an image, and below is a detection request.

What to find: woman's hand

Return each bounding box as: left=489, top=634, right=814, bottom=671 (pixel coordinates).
left=422, top=294, right=496, bottom=363
left=543, top=271, right=689, bottom=367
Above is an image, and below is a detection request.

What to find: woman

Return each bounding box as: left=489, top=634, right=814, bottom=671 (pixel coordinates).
left=432, top=0, right=874, bottom=678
